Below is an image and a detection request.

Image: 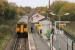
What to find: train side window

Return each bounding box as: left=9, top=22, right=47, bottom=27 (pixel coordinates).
left=24, top=24, right=27, bottom=28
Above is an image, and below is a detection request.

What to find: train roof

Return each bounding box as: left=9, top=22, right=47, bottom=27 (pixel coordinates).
left=17, top=22, right=27, bottom=24
left=17, top=16, right=28, bottom=24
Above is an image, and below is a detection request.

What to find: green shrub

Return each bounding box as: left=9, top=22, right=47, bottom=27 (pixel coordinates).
left=46, top=29, right=52, bottom=39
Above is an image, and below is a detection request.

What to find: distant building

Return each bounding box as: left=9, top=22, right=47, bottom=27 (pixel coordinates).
left=31, top=13, right=45, bottom=23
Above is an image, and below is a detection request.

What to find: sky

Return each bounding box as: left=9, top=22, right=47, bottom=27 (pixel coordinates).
left=8, top=0, right=75, bottom=8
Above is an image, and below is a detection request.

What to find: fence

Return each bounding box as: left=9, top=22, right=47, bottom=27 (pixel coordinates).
left=50, top=29, right=75, bottom=50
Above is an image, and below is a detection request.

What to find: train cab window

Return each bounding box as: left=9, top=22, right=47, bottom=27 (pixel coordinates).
left=24, top=24, right=27, bottom=28
left=16, top=24, right=20, bottom=32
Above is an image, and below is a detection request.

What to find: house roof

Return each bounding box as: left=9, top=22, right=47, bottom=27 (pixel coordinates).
left=39, top=17, right=49, bottom=21
left=31, top=13, right=45, bottom=23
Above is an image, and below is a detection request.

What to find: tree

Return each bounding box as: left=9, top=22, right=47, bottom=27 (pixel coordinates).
left=4, top=6, right=17, bottom=20
left=51, top=1, right=75, bottom=21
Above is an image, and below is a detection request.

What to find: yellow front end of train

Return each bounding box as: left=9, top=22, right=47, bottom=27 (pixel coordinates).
left=16, top=23, right=28, bottom=38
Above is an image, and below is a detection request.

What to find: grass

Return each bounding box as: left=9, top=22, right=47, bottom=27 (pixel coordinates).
left=62, top=21, right=75, bottom=38
left=0, top=19, right=17, bottom=50
left=0, top=33, right=11, bottom=50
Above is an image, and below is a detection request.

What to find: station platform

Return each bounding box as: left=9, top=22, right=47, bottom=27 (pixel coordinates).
left=28, top=33, right=36, bottom=50
left=28, top=33, right=50, bottom=50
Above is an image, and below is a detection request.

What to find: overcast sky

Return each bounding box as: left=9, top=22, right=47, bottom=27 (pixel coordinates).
left=8, top=0, right=75, bottom=8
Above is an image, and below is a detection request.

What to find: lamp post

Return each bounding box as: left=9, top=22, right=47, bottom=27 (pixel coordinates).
left=49, top=12, right=56, bottom=50
left=59, top=13, right=70, bottom=50
left=58, top=13, right=70, bottom=50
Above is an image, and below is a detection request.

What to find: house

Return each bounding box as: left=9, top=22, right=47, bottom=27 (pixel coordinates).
left=31, top=13, right=52, bottom=39
left=31, top=13, right=45, bottom=23
left=31, top=13, right=45, bottom=33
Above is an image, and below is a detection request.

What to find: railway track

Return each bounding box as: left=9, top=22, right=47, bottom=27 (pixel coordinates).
left=13, top=37, right=29, bottom=50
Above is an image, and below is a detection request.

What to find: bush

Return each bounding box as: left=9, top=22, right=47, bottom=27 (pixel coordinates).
left=0, top=25, right=9, bottom=33
left=46, top=29, right=52, bottom=39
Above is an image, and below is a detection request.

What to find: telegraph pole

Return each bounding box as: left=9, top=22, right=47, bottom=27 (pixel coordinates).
left=49, top=0, right=50, bottom=9
left=48, top=0, right=53, bottom=50
left=48, top=0, right=52, bottom=13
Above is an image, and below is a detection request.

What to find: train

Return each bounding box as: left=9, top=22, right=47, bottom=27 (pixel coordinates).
left=16, top=16, right=28, bottom=38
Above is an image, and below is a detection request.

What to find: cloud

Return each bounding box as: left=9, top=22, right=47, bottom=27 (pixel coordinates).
left=8, top=0, right=75, bottom=7
left=8, top=0, right=49, bottom=7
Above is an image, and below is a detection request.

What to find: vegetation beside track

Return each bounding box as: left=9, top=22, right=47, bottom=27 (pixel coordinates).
left=0, top=19, right=17, bottom=50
